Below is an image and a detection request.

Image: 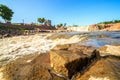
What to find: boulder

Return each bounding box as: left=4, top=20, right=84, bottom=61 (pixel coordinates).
left=50, top=50, right=83, bottom=78
left=73, top=56, right=120, bottom=80
left=98, top=45, right=120, bottom=56
left=50, top=48, right=100, bottom=79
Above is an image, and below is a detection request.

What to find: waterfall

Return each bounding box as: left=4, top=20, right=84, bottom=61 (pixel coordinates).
left=67, top=26, right=89, bottom=31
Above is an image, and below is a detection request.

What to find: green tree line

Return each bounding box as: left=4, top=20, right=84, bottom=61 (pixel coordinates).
left=98, top=20, right=120, bottom=24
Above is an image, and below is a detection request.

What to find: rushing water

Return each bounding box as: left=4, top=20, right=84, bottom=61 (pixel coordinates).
left=76, top=31, right=120, bottom=47
left=0, top=31, right=120, bottom=66
left=0, top=33, right=84, bottom=66
left=62, top=31, right=120, bottom=47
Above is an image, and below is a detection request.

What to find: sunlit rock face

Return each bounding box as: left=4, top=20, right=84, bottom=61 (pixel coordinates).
left=50, top=44, right=100, bottom=79
left=88, top=23, right=120, bottom=31
left=103, top=23, right=120, bottom=31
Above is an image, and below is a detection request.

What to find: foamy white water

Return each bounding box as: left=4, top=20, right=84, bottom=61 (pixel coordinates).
left=0, top=33, right=83, bottom=66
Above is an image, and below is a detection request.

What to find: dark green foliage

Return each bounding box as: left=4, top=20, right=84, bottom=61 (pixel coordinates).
left=59, top=23, right=63, bottom=27
left=98, top=20, right=120, bottom=24
left=114, top=20, right=120, bottom=23
left=0, top=4, right=14, bottom=22
left=37, top=18, right=45, bottom=24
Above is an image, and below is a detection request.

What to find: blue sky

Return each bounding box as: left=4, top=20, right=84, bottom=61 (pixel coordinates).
left=0, top=0, right=120, bottom=26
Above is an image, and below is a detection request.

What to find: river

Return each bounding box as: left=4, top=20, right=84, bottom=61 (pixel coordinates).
left=0, top=31, right=120, bottom=67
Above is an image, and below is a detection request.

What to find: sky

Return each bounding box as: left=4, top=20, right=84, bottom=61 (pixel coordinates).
left=0, top=0, right=120, bottom=26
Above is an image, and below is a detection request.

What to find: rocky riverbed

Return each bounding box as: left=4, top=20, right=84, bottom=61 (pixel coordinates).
left=0, top=31, right=120, bottom=80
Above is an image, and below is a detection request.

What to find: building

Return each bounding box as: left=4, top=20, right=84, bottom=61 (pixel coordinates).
left=44, top=20, right=51, bottom=26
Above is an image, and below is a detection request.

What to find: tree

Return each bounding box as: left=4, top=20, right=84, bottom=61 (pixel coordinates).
left=59, top=23, right=63, bottom=27
left=97, top=20, right=120, bottom=24
left=0, top=4, right=14, bottom=22
left=37, top=18, right=45, bottom=24
left=114, top=20, right=120, bottom=23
